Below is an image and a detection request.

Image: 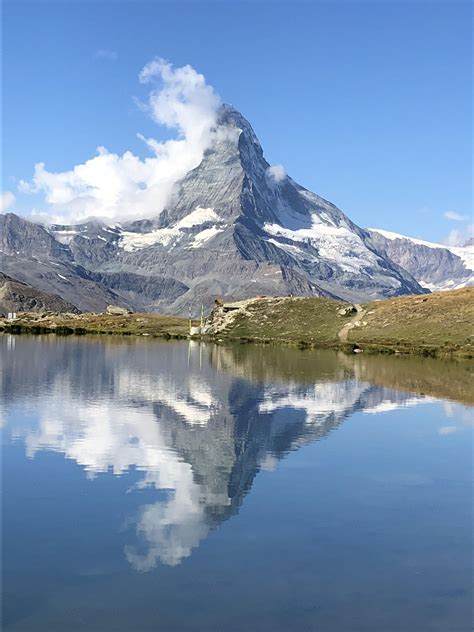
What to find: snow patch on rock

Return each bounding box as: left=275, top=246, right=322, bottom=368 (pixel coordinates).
left=175, top=207, right=218, bottom=228
left=190, top=226, right=223, bottom=248
left=264, top=215, right=380, bottom=273
left=120, top=207, right=219, bottom=252
left=51, top=229, right=79, bottom=244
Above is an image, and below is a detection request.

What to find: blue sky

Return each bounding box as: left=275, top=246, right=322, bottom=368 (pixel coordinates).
left=3, top=0, right=472, bottom=243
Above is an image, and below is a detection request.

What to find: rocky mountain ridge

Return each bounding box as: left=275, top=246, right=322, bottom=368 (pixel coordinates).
left=367, top=229, right=473, bottom=292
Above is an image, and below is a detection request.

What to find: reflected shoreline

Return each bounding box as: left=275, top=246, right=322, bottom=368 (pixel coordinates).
left=208, top=342, right=474, bottom=406
left=3, top=333, right=472, bottom=405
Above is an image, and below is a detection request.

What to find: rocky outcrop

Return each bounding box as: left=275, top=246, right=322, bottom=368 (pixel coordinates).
left=106, top=305, right=131, bottom=316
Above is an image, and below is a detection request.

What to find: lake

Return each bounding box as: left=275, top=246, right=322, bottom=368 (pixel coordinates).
left=1, top=335, right=472, bottom=631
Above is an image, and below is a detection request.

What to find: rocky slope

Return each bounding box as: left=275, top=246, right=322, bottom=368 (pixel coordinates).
left=0, top=272, right=80, bottom=315
left=0, top=213, right=189, bottom=312
left=367, top=229, right=473, bottom=291
left=1, top=105, right=426, bottom=314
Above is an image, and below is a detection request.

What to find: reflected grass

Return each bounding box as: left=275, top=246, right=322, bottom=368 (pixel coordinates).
left=210, top=343, right=474, bottom=407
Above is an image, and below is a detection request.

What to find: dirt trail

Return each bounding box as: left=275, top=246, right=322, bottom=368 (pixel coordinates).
left=338, top=304, right=365, bottom=342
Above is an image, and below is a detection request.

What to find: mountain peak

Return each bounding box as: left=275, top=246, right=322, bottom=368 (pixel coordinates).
left=215, top=104, right=264, bottom=159
left=217, top=103, right=257, bottom=133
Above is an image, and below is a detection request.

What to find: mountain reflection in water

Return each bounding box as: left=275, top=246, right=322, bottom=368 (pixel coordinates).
left=1, top=336, right=471, bottom=571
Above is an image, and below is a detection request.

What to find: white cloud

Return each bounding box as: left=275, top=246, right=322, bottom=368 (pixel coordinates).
left=443, top=210, right=473, bottom=246
left=444, top=211, right=469, bottom=222
left=445, top=224, right=474, bottom=247
left=6, top=365, right=225, bottom=568
left=95, top=49, right=118, bottom=61
left=267, top=164, right=286, bottom=184
left=438, top=426, right=457, bottom=435
left=1, top=191, right=16, bottom=212
left=21, top=59, right=222, bottom=224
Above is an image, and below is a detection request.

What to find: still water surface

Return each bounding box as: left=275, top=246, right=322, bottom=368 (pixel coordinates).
left=2, top=336, right=472, bottom=631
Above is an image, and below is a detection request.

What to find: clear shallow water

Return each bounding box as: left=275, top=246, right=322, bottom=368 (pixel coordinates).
left=1, top=335, right=472, bottom=632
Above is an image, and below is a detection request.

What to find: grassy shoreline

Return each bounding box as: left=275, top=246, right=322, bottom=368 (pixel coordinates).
left=208, top=288, right=474, bottom=358
left=211, top=336, right=472, bottom=358
left=0, top=312, right=193, bottom=339
left=1, top=287, right=472, bottom=358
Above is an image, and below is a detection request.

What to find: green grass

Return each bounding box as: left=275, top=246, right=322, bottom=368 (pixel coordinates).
left=349, top=287, right=474, bottom=356
left=0, top=311, right=192, bottom=338
left=215, top=288, right=474, bottom=357
left=221, top=296, right=348, bottom=345
left=2, top=287, right=473, bottom=358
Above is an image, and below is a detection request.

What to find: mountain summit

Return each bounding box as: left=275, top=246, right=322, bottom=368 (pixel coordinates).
left=1, top=105, right=425, bottom=313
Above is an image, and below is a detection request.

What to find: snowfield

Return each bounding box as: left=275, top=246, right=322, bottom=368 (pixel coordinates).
left=120, top=207, right=220, bottom=251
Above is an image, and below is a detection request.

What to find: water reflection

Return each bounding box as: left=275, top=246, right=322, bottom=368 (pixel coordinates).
left=1, top=336, right=469, bottom=570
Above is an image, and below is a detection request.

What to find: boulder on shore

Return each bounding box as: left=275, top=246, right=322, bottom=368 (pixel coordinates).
left=106, top=305, right=131, bottom=316
left=337, top=305, right=357, bottom=316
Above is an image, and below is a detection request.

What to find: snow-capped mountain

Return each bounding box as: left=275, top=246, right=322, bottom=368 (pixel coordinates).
left=1, top=105, right=425, bottom=313
left=367, top=229, right=474, bottom=292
